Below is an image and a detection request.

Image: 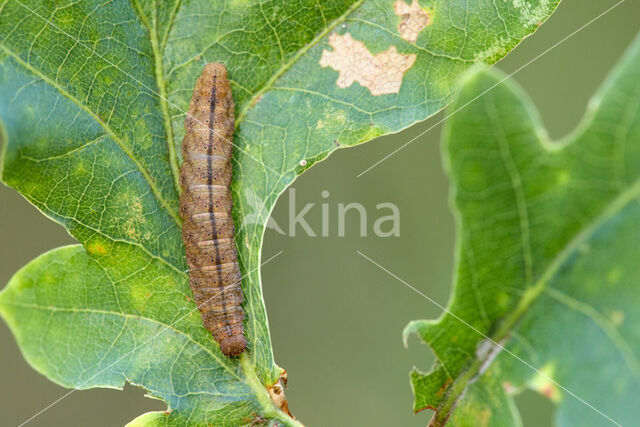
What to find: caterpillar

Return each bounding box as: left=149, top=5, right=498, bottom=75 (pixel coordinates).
left=179, top=63, right=247, bottom=357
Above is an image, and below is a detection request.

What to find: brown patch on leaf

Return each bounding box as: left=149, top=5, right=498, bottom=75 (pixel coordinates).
left=394, top=0, right=431, bottom=42
left=319, top=33, right=416, bottom=95
left=268, top=371, right=294, bottom=419
left=416, top=404, right=438, bottom=413
left=249, top=414, right=268, bottom=426
left=435, top=378, right=452, bottom=397
left=502, top=381, right=516, bottom=394
left=539, top=383, right=560, bottom=402
left=86, top=242, right=107, bottom=256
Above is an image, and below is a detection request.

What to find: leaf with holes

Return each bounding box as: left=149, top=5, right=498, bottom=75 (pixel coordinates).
left=0, top=0, right=559, bottom=425
left=404, top=34, right=640, bottom=426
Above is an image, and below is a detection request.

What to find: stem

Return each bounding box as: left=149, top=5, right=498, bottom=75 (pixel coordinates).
left=239, top=354, right=303, bottom=426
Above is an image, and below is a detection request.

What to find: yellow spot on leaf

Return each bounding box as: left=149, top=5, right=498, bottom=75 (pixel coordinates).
left=476, top=409, right=490, bottom=427
left=41, top=273, right=55, bottom=285
left=611, top=310, right=624, bottom=326
left=360, top=124, right=385, bottom=142
left=319, top=33, right=416, bottom=96
left=125, top=225, right=139, bottom=240
left=86, top=236, right=111, bottom=257
left=394, top=0, right=431, bottom=43
left=131, top=201, right=146, bottom=223
left=512, top=0, right=552, bottom=27
left=607, top=267, right=621, bottom=284
left=87, top=242, right=107, bottom=255
left=473, top=36, right=510, bottom=63
left=124, top=200, right=147, bottom=240
left=529, top=364, right=561, bottom=403
left=556, top=170, right=570, bottom=185
left=130, top=285, right=150, bottom=311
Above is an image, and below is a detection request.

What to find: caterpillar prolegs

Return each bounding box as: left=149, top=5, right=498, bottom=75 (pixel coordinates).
left=179, top=63, right=247, bottom=357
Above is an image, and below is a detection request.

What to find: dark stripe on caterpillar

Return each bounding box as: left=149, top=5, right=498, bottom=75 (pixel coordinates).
left=179, top=63, right=247, bottom=357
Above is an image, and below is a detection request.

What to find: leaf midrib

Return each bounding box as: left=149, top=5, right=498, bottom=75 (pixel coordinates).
left=130, top=0, right=182, bottom=196
left=433, top=164, right=640, bottom=425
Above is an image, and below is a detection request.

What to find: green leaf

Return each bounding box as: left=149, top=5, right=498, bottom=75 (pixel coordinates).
left=404, top=34, right=640, bottom=426
left=0, top=245, right=283, bottom=425
left=0, top=0, right=558, bottom=424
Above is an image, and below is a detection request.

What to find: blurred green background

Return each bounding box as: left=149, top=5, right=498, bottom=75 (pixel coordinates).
left=1, top=1, right=639, bottom=425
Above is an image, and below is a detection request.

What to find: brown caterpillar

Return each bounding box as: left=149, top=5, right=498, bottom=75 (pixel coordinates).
left=179, top=63, right=246, bottom=357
